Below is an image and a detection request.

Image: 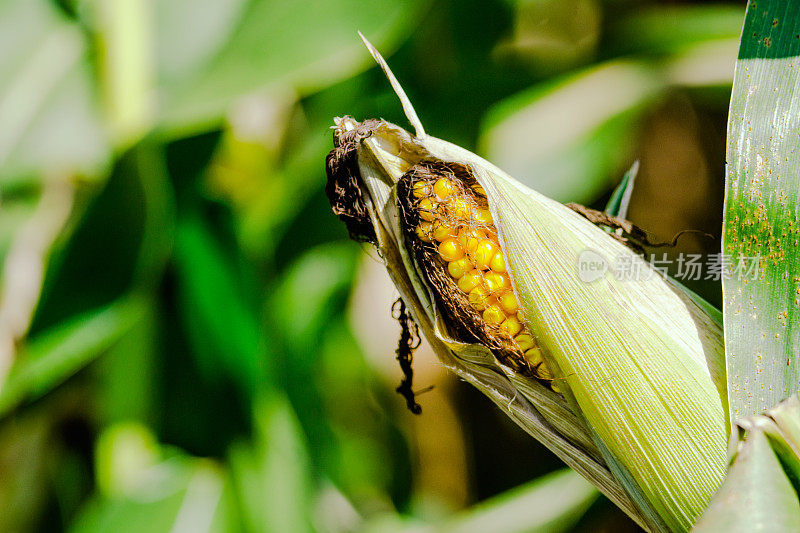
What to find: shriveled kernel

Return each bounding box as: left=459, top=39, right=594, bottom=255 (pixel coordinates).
left=433, top=178, right=455, bottom=200
left=525, top=347, right=544, bottom=366
left=418, top=198, right=438, bottom=222
left=515, top=334, right=535, bottom=352
left=446, top=197, right=473, bottom=219
left=468, top=286, right=492, bottom=311
left=432, top=221, right=457, bottom=241
left=439, top=238, right=464, bottom=262
left=448, top=257, right=473, bottom=279
left=413, top=181, right=431, bottom=198
left=498, top=291, right=519, bottom=314
left=489, top=251, right=506, bottom=273
left=484, top=271, right=511, bottom=294
left=550, top=381, right=561, bottom=394
left=473, top=239, right=499, bottom=270
left=475, top=208, right=493, bottom=225
left=483, top=304, right=506, bottom=327
left=458, top=269, right=484, bottom=293
left=457, top=228, right=484, bottom=254
left=415, top=222, right=433, bottom=242
left=471, top=184, right=486, bottom=197
left=500, top=316, right=523, bottom=337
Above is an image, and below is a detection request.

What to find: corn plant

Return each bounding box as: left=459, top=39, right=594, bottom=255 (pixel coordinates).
left=326, top=3, right=800, bottom=530
left=3, top=0, right=800, bottom=530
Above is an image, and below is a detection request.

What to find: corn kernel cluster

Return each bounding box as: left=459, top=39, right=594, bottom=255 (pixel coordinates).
left=411, top=176, right=555, bottom=387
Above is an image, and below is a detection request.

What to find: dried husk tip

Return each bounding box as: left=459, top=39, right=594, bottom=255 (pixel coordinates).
left=326, top=36, right=729, bottom=533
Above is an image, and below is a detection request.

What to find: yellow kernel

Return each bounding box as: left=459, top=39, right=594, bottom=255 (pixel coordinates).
left=448, top=257, right=473, bottom=279
left=499, top=316, right=522, bottom=337
left=468, top=286, right=492, bottom=311
left=473, top=239, right=499, bottom=270
left=413, top=181, right=431, bottom=198
left=432, top=221, right=457, bottom=241
left=438, top=238, right=464, bottom=262
left=418, top=198, right=438, bottom=222
left=498, top=291, right=519, bottom=314
left=484, top=272, right=510, bottom=294
left=446, top=197, right=473, bottom=219
left=415, top=222, right=433, bottom=242
left=458, top=269, right=484, bottom=293
left=525, top=347, right=544, bottom=366
left=457, top=228, right=484, bottom=254
left=475, top=208, right=493, bottom=225
left=550, top=381, right=561, bottom=394
left=536, top=363, right=553, bottom=380
left=489, top=251, right=506, bottom=273
left=483, top=304, right=506, bottom=326
left=433, top=178, right=455, bottom=200
left=471, top=184, right=486, bottom=197
left=515, top=334, right=535, bottom=352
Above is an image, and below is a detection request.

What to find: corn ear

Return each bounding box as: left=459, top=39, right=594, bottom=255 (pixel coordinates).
left=327, top=37, right=729, bottom=532
left=333, top=115, right=649, bottom=529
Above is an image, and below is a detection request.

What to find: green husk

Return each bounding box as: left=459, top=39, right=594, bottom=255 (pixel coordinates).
left=694, top=395, right=800, bottom=532
left=326, top=37, right=730, bottom=532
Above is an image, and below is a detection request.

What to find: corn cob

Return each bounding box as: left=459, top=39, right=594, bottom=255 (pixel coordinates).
left=398, top=162, right=557, bottom=390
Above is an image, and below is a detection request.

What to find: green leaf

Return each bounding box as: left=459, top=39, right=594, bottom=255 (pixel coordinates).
left=158, top=0, right=428, bottom=134
left=266, top=243, right=361, bottom=479
left=722, top=0, right=800, bottom=420
left=0, top=0, right=109, bottom=186
left=71, top=423, right=239, bottom=533
left=95, top=298, right=158, bottom=423
left=0, top=196, right=37, bottom=259
left=693, top=397, right=800, bottom=532
left=270, top=243, right=359, bottom=354
left=480, top=60, right=664, bottom=203
left=173, top=215, right=266, bottom=395
left=608, top=5, right=744, bottom=56
left=155, top=0, right=248, bottom=84
left=693, top=430, right=800, bottom=532
left=0, top=295, right=145, bottom=416
left=604, top=160, right=639, bottom=219
left=760, top=395, right=800, bottom=494
left=771, top=396, right=800, bottom=457
left=434, top=469, right=598, bottom=533
left=480, top=8, right=740, bottom=205
left=228, top=394, right=312, bottom=533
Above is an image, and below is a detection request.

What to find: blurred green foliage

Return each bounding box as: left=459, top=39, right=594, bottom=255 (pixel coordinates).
left=0, top=0, right=743, bottom=531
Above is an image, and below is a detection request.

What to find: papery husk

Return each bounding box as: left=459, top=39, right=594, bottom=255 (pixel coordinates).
left=478, top=163, right=728, bottom=532
left=327, top=37, right=730, bottom=533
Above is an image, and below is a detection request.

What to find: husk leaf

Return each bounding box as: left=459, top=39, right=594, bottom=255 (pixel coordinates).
left=478, top=166, right=728, bottom=531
